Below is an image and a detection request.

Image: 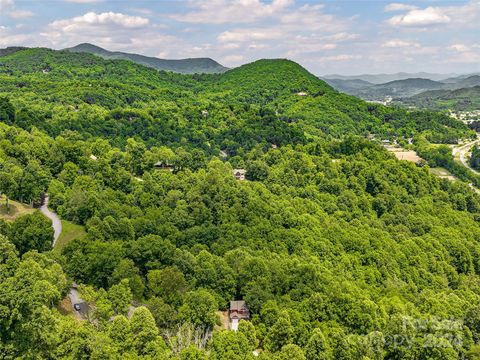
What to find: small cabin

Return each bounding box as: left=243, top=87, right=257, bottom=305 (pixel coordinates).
left=89, top=154, right=98, bottom=161
left=233, top=169, right=246, bottom=181
left=271, top=144, right=278, bottom=149
left=154, top=161, right=174, bottom=172
left=296, top=91, right=308, bottom=96
left=229, top=300, right=250, bottom=331
left=201, top=110, right=209, bottom=117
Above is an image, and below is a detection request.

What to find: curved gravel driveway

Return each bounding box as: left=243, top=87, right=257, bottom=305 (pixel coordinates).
left=40, top=195, right=62, bottom=246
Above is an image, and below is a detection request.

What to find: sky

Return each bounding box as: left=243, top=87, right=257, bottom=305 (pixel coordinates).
left=1, top=0, right=479, bottom=75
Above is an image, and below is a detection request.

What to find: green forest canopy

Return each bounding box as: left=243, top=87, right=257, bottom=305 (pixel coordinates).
left=0, top=48, right=480, bottom=359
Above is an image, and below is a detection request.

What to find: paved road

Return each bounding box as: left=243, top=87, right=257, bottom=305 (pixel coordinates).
left=452, top=138, right=480, bottom=175
left=39, top=195, right=62, bottom=246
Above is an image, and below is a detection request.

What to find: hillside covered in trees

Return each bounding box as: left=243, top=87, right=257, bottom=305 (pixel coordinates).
left=67, top=43, right=229, bottom=74
left=1, top=48, right=480, bottom=359
left=397, top=86, right=480, bottom=112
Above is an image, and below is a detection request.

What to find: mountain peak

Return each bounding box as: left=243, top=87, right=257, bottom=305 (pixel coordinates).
left=218, top=58, right=333, bottom=95
left=65, top=43, right=227, bottom=74
left=67, top=43, right=118, bottom=58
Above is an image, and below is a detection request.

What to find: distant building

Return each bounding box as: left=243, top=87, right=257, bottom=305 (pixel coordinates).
left=296, top=92, right=308, bottom=96
left=233, top=169, right=246, bottom=181
left=271, top=144, right=278, bottom=149
left=154, top=161, right=174, bottom=172
left=89, top=154, right=98, bottom=161
left=202, top=110, right=209, bottom=117
left=229, top=300, right=250, bottom=331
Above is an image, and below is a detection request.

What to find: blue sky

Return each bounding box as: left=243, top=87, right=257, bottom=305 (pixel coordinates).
left=1, top=0, right=479, bottom=75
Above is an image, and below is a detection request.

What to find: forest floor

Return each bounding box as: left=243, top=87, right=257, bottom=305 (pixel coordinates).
left=0, top=196, right=35, bottom=221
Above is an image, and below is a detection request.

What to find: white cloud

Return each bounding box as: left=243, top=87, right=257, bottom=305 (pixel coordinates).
left=450, top=44, right=470, bottom=52
left=318, top=54, right=361, bottom=62
left=0, top=0, right=33, bottom=18
left=172, top=0, right=293, bottom=24
left=221, top=43, right=241, bottom=50
left=388, top=7, right=450, bottom=26
left=8, top=9, right=34, bottom=18
left=0, top=0, right=13, bottom=10
left=0, top=25, right=33, bottom=46
left=64, top=0, right=102, bottom=3
left=382, top=39, right=419, bottom=48
left=247, top=43, right=266, bottom=50
left=49, top=12, right=149, bottom=31
left=208, top=2, right=359, bottom=68
left=443, top=52, right=480, bottom=64
left=320, top=32, right=359, bottom=42
left=287, top=43, right=336, bottom=56
left=4, top=0, right=477, bottom=75
left=387, top=1, right=480, bottom=28
left=129, top=8, right=154, bottom=16
left=221, top=54, right=245, bottom=65
left=38, top=11, right=191, bottom=59
left=218, top=28, right=284, bottom=42
left=384, top=3, right=418, bottom=12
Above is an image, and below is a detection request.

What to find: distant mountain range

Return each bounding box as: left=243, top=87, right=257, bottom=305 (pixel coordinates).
left=65, top=43, right=228, bottom=74
left=322, top=72, right=460, bottom=84
left=324, top=74, right=480, bottom=101
left=0, top=46, right=27, bottom=57
left=396, top=86, right=480, bottom=112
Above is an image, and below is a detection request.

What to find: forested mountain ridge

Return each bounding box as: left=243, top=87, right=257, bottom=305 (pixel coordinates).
left=325, top=73, right=480, bottom=102
left=0, top=46, right=26, bottom=57
left=322, top=72, right=458, bottom=84
left=66, top=42, right=229, bottom=74
left=353, top=78, right=446, bottom=99
left=2, top=47, right=480, bottom=359
left=0, top=48, right=471, bottom=148
left=398, top=86, right=480, bottom=112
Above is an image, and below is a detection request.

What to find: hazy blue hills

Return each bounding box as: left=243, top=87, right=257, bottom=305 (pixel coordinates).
left=65, top=43, right=228, bottom=74
left=322, top=78, right=373, bottom=93
left=322, top=72, right=458, bottom=84
left=0, top=47, right=27, bottom=57
left=326, top=72, right=480, bottom=101
left=358, top=78, right=446, bottom=99
left=398, top=85, right=480, bottom=111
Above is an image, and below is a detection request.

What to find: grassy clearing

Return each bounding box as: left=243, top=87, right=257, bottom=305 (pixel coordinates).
left=54, top=220, right=86, bottom=251
left=385, top=146, right=423, bottom=163
left=0, top=195, right=35, bottom=221
left=429, top=167, right=457, bottom=181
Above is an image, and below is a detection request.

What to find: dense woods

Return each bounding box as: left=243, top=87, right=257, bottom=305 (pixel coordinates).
left=1, top=48, right=480, bottom=359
